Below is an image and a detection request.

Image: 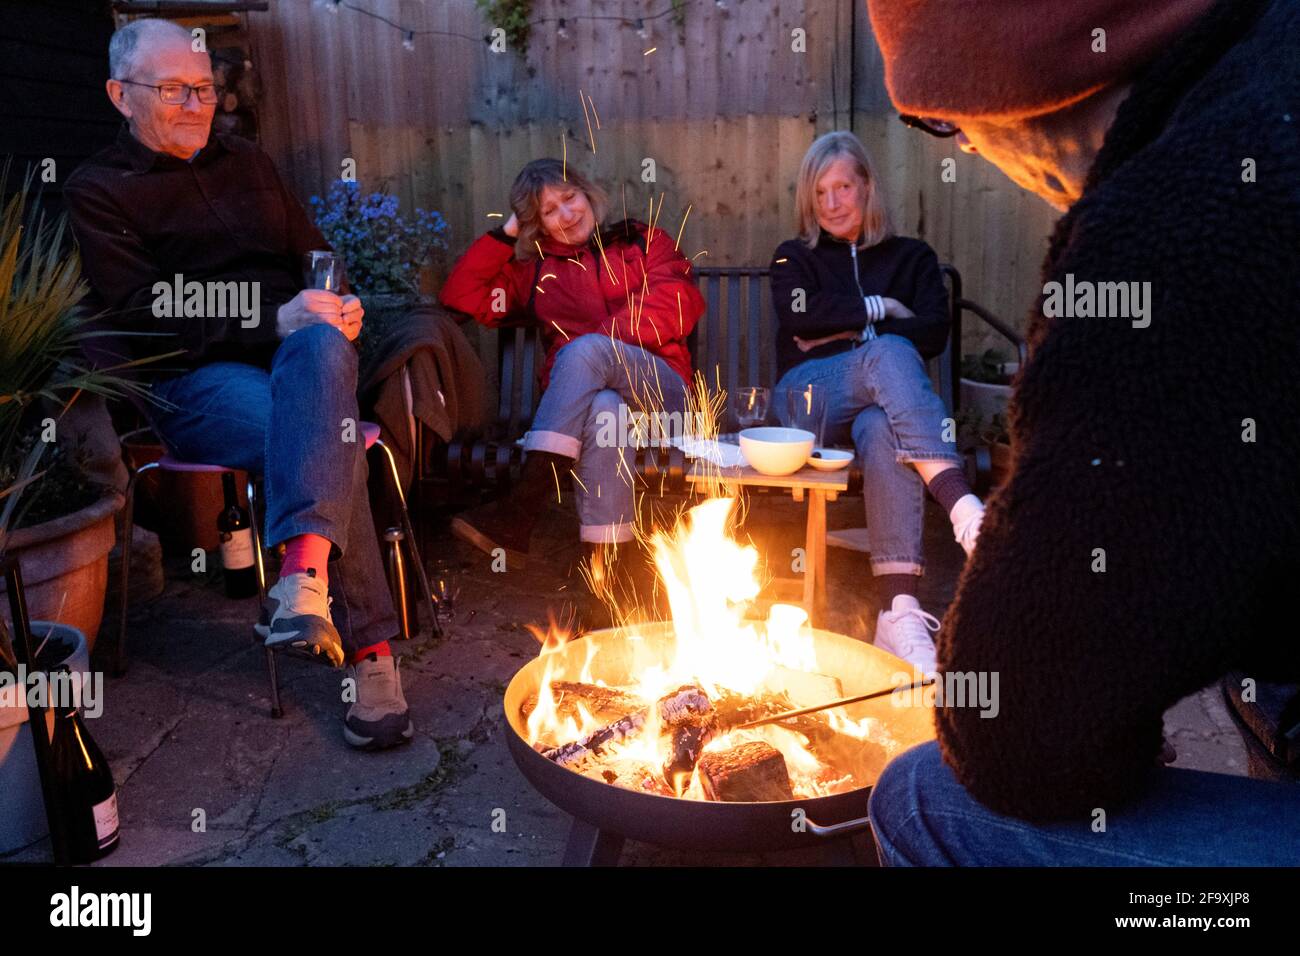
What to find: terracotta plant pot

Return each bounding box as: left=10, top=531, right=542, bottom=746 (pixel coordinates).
left=0, top=491, right=124, bottom=651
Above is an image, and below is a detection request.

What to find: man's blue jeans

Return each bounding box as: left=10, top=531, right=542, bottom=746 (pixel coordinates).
left=774, top=335, right=961, bottom=576
left=868, top=741, right=1300, bottom=865
left=148, top=324, right=398, bottom=654
left=523, top=334, right=689, bottom=545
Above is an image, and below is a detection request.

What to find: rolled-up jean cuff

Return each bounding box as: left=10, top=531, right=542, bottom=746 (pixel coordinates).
left=580, top=521, right=635, bottom=545
left=523, top=429, right=582, bottom=459
left=267, top=517, right=345, bottom=558
left=353, top=618, right=400, bottom=649
left=895, top=450, right=963, bottom=466
left=871, top=558, right=925, bottom=576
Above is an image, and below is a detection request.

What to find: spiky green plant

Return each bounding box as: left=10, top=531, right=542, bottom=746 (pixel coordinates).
left=0, top=168, right=167, bottom=545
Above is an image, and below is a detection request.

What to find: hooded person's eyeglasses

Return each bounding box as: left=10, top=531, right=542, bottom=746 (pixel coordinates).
left=897, top=114, right=961, bottom=138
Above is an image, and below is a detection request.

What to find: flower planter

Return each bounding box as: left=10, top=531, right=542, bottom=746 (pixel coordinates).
left=0, top=622, right=90, bottom=855
left=959, top=377, right=1014, bottom=423
left=0, top=491, right=123, bottom=651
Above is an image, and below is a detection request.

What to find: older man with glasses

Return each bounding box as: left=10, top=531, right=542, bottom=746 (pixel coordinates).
left=65, top=18, right=413, bottom=750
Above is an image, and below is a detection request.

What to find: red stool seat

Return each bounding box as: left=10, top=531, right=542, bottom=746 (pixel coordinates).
left=154, top=455, right=234, bottom=473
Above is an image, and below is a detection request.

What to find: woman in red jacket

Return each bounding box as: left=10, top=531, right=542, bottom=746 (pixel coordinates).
left=441, top=159, right=704, bottom=594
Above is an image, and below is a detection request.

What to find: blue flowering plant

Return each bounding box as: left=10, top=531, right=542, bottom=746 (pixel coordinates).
left=308, top=180, right=449, bottom=297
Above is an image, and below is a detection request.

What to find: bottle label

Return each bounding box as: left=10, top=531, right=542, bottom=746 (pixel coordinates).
left=220, top=528, right=255, bottom=570
left=93, top=793, right=120, bottom=848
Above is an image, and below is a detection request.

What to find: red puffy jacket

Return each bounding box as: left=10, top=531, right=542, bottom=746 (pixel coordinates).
left=439, top=219, right=704, bottom=391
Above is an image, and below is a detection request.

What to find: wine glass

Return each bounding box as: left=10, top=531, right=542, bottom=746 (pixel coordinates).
left=731, top=386, right=770, bottom=432
left=303, top=250, right=345, bottom=292
left=429, top=558, right=459, bottom=627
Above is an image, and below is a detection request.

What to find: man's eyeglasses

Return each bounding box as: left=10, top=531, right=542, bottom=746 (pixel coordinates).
left=897, top=114, right=961, bottom=138
left=117, top=79, right=221, bottom=106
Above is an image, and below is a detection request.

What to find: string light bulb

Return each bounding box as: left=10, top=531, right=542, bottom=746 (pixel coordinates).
left=634, top=17, right=649, bottom=40
left=557, top=17, right=569, bottom=39
left=402, top=30, right=415, bottom=51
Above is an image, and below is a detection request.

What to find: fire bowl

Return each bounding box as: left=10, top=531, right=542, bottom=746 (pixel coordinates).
left=504, top=621, right=935, bottom=854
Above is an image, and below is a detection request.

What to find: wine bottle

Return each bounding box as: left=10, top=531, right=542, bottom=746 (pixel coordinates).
left=48, top=698, right=120, bottom=863
left=217, top=471, right=258, bottom=598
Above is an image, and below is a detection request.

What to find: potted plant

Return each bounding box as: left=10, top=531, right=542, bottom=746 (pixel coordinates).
left=960, top=348, right=1018, bottom=424
left=956, top=408, right=1013, bottom=490
left=0, top=170, right=156, bottom=648
left=308, top=180, right=449, bottom=370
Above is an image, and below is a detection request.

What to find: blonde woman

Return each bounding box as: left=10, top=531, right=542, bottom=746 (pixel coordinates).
left=770, top=131, right=985, bottom=672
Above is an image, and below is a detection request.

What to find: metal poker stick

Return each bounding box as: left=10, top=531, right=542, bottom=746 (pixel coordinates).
left=735, top=677, right=937, bottom=730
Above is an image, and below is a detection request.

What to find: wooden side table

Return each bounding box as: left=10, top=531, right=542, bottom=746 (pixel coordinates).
left=685, top=462, right=850, bottom=627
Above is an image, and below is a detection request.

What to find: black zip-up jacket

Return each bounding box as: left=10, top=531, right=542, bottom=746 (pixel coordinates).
left=768, top=231, right=949, bottom=378
left=938, top=0, right=1300, bottom=823
left=64, top=125, right=328, bottom=378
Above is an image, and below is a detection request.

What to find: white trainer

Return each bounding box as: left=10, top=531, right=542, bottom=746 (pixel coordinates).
left=256, top=569, right=344, bottom=668
left=950, top=495, right=985, bottom=558
left=873, top=595, right=942, bottom=675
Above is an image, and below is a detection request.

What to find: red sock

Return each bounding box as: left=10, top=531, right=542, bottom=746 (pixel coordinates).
left=349, top=641, right=392, bottom=664
left=281, top=533, right=333, bottom=581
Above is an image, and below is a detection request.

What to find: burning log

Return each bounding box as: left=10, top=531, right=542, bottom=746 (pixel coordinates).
left=541, top=683, right=721, bottom=782
left=581, top=759, right=674, bottom=797
left=656, top=684, right=712, bottom=724
left=664, top=711, right=718, bottom=785
left=522, top=681, right=646, bottom=724
left=712, top=689, right=843, bottom=746
left=697, top=741, right=795, bottom=802
left=711, top=690, right=788, bottom=728
left=657, top=684, right=719, bottom=784
left=541, top=711, right=646, bottom=767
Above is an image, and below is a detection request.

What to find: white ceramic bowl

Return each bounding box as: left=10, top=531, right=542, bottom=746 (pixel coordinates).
left=807, top=448, right=853, bottom=472
left=739, top=427, right=815, bottom=476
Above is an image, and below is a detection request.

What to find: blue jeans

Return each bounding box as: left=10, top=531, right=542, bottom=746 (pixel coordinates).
left=774, top=335, right=960, bottom=576
left=868, top=741, right=1300, bottom=865
left=524, top=334, right=689, bottom=544
left=148, top=324, right=398, bottom=654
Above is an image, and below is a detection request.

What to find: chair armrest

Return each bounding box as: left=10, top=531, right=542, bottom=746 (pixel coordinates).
left=955, top=297, right=1027, bottom=367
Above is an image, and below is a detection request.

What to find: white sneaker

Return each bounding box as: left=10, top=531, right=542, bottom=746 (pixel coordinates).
left=343, top=654, right=414, bottom=750
left=873, top=595, right=941, bottom=675
left=950, top=495, right=985, bottom=558
left=256, top=569, right=344, bottom=668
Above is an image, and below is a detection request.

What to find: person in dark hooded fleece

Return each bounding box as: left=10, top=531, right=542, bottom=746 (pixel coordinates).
left=864, top=0, right=1300, bottom=864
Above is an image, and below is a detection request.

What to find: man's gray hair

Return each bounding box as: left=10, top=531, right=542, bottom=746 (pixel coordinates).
left=108, top=19, right=194, bottom=80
